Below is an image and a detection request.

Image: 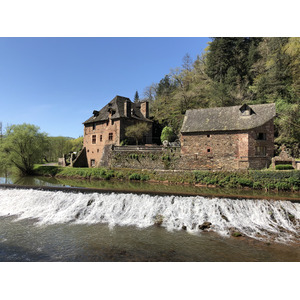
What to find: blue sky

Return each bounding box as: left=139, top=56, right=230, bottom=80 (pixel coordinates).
left=0, top=37, right=210, bottom=138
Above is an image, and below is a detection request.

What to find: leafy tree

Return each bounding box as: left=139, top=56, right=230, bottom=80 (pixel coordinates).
left=0, top=124, right=49, bottom=175
left=125, top=122, right=151, bottom=145
left=160, top=126, right=175, bottom=143
left=134, top=90, right=140, bottom=103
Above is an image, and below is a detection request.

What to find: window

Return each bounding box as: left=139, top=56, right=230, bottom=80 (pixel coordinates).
left=100, top=135, right=102, bottom=142
left=255, top=146, right=266, bottom=156
left=207, top=134, right=210, bottom=138
left=92, top=123, right=96, bottom=130
left=256, top=132, right=266, bottom=140
left=112, top=120, right=114, bottom=125
left=97, top=149, right=99, bottom=153
left=91, top=159, right=95, bottom=167
left=92, top=135, right=96, bottom=144
left=207, top=148, right=211, bottom=153
left=109, top=133, right=113, bottom=141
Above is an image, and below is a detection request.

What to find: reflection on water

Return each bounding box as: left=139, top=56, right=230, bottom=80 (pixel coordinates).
left=0, top=216, right=299, bottom=262
left=1, top=173, right=300, bottom=200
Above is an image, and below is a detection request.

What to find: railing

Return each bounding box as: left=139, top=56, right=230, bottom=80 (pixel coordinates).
left=113, top=145, right=165, bottom=151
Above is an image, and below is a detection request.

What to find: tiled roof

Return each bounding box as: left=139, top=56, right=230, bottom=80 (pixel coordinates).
left=180, top=103, right=276, bottom=133
left=83, top=95, right=151, bottom=124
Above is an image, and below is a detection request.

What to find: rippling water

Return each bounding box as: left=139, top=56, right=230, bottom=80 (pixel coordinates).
left=0, top=188, right=299, bottom=261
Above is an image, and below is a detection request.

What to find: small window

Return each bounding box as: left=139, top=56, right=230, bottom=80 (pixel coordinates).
left=109, top=133, right=113, bottom=141
left=92, top=135, right=96, bottom=144
left=91, top=159, right=95, bottom=167
left=106, top=120, right=109, bottom=126
left=97, top=149, right=99, bottom=153
left=100, top=135, right=102, bottom=142
left=112, top=120, right=114, bottom=125
left=256, top=133, right=266, bottom=140
left=207, top=134, right=210, bottom=138
left=92, top=123, right=96, bottom=130
left=207, top=148, right=211, bottom=153
left=255, top=146, right=266, bottom=156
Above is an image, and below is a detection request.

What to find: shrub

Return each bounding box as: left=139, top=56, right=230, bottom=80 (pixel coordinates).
left=160, top=126, right=175, bottom=143
left=129, top=173, right=141, bottom=180
left=275, top=164, right=294, bottom=170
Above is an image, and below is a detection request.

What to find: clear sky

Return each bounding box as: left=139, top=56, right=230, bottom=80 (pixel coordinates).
left=0, top=37, right=210, bottom=138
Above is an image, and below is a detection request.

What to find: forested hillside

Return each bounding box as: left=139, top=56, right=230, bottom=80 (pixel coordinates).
left=142, top=37, right=300, bottom=157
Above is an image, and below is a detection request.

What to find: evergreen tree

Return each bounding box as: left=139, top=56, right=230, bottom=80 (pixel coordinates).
left=134, top=90, right=140, bottom=103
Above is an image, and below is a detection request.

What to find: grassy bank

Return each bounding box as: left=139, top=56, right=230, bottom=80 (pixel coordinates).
left=33, top=165, right=300, bottom=192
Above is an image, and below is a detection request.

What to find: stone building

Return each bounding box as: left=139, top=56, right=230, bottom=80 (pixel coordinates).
left=78, top=95, right=152, bottom=167
left=179, top=103, right=276, bottom=170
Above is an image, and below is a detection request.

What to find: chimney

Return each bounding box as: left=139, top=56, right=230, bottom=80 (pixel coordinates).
left=140, top=101, right=149, bottom=119
left=124, top=100, right=131, bottom=117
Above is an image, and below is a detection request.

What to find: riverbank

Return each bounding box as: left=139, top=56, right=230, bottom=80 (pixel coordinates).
left=33, top=165, right=300, bottom=192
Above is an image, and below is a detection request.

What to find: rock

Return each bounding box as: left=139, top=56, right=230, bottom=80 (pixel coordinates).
left=231, top=231, right=242, bottom=237
left=182, top=225, right=187, bottom=231
left=198, top=222, right=212, bottom=230
left=221, top=215, right=229, bottom=222
left=154, top=215, right=164, bottom=226
left=87, top=199, right=94, bottom=206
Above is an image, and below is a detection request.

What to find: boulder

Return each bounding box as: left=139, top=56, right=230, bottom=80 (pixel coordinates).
left=198, top=222, right=212, bottom=230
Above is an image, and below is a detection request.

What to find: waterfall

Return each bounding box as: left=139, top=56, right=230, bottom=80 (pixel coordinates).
left=0, top=188, right=299, bottom=243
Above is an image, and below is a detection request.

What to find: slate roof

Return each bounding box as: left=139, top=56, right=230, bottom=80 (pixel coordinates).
left=83, top=95, right=151, bottom=125
left=180, top=103, right=276, bottom=133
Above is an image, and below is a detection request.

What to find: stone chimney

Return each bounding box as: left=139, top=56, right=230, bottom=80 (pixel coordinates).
left=124, top=100, right=131, bottom=117
left=140, top=101, right=149, bottom=119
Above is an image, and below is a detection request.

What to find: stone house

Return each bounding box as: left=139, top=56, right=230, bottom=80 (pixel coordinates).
left=179, top=103, right=276, bottom=170
left=78, top=95, right=152, bottom=167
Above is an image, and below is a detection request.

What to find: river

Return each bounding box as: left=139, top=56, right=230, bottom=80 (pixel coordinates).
left=0, top=174, right=299, bottom=261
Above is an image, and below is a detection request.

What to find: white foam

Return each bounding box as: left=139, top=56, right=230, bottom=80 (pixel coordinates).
left=0, top=188, right=299, bottom=243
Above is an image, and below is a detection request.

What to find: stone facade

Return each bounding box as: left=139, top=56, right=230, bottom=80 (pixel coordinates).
left=83, top=96, right=152, bottom=167
left=179, top=104, right=276, bottom=170
left=179, top=119, right=274, bottom=170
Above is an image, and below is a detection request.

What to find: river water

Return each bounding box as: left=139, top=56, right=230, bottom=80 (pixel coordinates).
left=0, top=175, right=299, bottom=261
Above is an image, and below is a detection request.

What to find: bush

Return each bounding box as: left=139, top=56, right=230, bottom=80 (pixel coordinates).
left=129, top=173, right=141, bottom=180
left=275, top=164, right=294, bottom=170
left=160, top=126, right=175, bottom=143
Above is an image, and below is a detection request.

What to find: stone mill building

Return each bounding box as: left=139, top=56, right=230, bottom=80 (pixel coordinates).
left=73, top=99, right=276, bottom=171
left=180, top=103, right=276, bottom=170
left=75, top=95, right=152, bottom=168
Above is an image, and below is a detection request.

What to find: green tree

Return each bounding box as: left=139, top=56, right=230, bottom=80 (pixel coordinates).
left=134, top=90, right=140, bottom=103
left=125, top=122, right=151, bottom=145
left=0, top=124, right=49, bottom=175
left=160, top=126, right=175, bottom=143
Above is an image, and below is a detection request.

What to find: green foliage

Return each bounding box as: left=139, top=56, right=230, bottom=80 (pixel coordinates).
left=125, top=122, right=151, bottom=145
left=275, top=164, right=294, bottom=170
left=0, top=124, right=49, bottom=175
left=128, top=154, right=139, bottom=160
left=146, top=37, right=300, bottom=156
left=134, top=90, right=139, bottom=103
left=160, top=126, right=175, bottom=143
left=129, top=173, right=141, bottom=180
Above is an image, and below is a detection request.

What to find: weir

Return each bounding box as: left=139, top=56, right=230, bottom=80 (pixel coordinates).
left=0, top=188, right=299, bottom=244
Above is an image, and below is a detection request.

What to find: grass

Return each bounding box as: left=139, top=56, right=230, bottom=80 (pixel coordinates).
left=33, top=165, right=300, bottom=192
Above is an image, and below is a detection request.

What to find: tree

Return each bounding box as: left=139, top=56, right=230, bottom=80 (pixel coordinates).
left=125, top=122, right=151, bottom=145
left=0, top=123, right=49, bottom=175
left=134, top=90, right=140, bottom=103
left=160, top=126, right=175, bottom=143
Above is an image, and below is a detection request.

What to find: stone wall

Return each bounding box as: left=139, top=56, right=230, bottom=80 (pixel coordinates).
left=84, top=119, right=121, bottom=167
left=109, top=146, right=180, bottom=170
left=180, top=131, right=241, bottom=170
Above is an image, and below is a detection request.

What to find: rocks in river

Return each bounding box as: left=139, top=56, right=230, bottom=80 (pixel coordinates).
left=221, top=215, right=229, bottom=222
left=154, top=215, right=164, bottom=226
left=87, top=199, right=94, bottom=206
left=198, top=222, right=212, bottom=230
left=229, top=227, right=243, bottom=237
